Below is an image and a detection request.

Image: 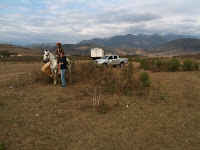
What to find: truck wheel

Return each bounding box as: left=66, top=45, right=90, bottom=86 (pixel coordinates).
left=103, top=63, right=107, bottom=68
left=120, top=62, right=124, bottom=67
left=113, top=65, right=116, bottom=68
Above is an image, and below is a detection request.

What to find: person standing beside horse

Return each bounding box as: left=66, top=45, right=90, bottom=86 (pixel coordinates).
left=58, top=52, right=67, bottom=87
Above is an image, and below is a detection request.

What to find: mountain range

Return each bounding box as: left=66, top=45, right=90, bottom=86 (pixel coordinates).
left=78, top=34, right=197, bottom=49
left=1, top=34, right=200, bottom=56
left=146, top=38, right=200, bottom=56
left=25, top=43, right=133, bottom=56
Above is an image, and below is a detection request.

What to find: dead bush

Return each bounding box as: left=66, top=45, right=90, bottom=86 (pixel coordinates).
left=73, top=62, right=148, bottom=105
left=6, top=69, right=53, bottom=89
left=121, top=62, right=147, bottom=95
left=150, top=81, right=166, bottom=102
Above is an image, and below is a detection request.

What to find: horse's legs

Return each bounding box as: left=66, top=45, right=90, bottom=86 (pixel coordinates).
left=51, top=70, right=57, bottom=84
left=54, top=69, right=58, bottom=84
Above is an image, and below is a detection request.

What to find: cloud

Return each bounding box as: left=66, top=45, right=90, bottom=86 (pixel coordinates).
left=17, top=6, right=30, bottom=12
left=0, top=0, right=200, bottom=45
left=20, top=0, right=32, bottom=5
left=182, top=18, right=198, bottom=22
left=95, top=9, right=161, bottom=24
left=0, top=4, right=5, bottom=9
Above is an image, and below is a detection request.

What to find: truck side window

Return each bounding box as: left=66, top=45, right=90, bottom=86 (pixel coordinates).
left=114, top=56, right=117, bottom=59
left=108, top=56, right=113, bottom=59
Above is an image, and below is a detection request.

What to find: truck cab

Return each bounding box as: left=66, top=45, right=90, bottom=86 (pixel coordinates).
left=94, top=55, right=128, bottom=67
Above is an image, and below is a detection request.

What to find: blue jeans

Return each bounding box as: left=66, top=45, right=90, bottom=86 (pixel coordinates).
left=61, top=69, right=66, bottom=86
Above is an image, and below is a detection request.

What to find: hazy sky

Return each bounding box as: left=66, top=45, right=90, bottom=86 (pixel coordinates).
left=0, top=0, right=199, bottom=45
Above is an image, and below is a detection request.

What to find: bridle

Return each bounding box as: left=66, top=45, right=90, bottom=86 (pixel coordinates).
left=43, top=51, right=50, bottom=63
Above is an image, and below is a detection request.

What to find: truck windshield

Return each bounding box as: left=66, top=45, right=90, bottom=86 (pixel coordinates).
left=100, top=56, right=109, bottom=59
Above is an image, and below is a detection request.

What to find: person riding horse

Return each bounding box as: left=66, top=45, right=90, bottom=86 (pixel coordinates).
left=55, top=42, right=64, bottom=62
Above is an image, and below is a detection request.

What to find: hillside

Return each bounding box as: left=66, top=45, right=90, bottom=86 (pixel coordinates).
left=26, top=43, right=55, bottom=51
left=51, top=43, right=136, bottom=56
left=78, top=34, right=197, bottom=49
left=26, top=43, right=101, bottom=55
left=56, top=43, right=101, bottom=55
left=79, top=34, right=168, bottom=48
left=163, top=34, right=196, bottom=41
left=0, top=44, right=41, bottom=55
left=20, top=34, right=199, bottom=56
left=147, top=39, right=200, bottom=55
left=24, top=43, right=137, bottom=56
left=7, top=34, right=199, bottom=56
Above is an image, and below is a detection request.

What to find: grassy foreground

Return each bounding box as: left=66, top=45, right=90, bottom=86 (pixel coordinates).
left=0, top=61, right=200, bottom=150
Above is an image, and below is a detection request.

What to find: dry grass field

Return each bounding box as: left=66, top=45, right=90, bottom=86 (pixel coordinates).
left=0, top=59, right=200, bottom=150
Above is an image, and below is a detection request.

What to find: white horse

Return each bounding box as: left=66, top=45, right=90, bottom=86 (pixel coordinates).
left=43, top=51, right=58, bottom=84
left=43, top=51, right=71, bottom=84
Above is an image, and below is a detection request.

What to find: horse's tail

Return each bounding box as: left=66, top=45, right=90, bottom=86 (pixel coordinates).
left=66, top=57, right=72, bottom=83
left=66, top=58, right=70, bottom=65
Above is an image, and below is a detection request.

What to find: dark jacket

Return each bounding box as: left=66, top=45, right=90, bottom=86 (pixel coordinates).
left=60, top=56, right=67, bottom=69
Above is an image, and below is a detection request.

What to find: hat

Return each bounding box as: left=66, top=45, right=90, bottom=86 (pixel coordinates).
left=56, top=42, right=62, bottom=45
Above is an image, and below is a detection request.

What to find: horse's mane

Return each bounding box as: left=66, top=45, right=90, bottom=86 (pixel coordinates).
left=48, top=51, right=55, bottom=57
left=47, top=51, right=69, bottom=61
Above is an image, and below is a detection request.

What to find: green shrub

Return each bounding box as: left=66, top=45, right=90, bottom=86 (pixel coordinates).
left=121, top=62, right=134, bottom=91
left=123, top=89, right=133, bottom=96
left=154, top=59, right=162, bottom=68
left=134, top=57, right=141, bottom=62
left=168, top=57, right=180, bottom=72
left=182, top=59, right=193, bottom=71
left=128, top=58, right=133, bottom=62
left=140, top=72, right=151, bottom=87
left=140, top=59, right=149, bottom=70
left=96, top=101, right=110, bottom=114
left=160, top=95, right=165, bottom=100
left=0, top=142, right=5, bottom=150
left=193, top=62, right=199, bottom=71
left=0, top=51, right=11, bottom=56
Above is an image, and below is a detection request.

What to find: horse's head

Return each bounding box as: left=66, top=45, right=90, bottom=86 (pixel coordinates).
left=43, top=51, right=50, bottom=63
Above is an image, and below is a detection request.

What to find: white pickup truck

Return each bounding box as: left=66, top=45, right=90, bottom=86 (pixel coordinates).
left=94, top=55, right=128, bottom=67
